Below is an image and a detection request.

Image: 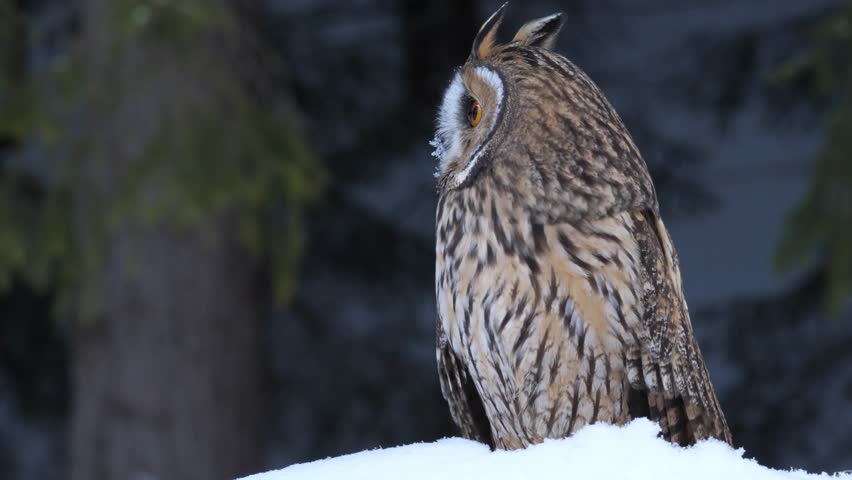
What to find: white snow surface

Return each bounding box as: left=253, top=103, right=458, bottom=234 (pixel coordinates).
left=241, top=419, right=850, bottom=480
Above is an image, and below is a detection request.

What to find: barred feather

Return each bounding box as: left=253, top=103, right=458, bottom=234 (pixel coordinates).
left=434, top=6, right=732, bottom=450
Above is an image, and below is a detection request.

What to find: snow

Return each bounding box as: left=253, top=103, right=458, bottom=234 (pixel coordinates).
left=240, top=419, right=851, bottom=480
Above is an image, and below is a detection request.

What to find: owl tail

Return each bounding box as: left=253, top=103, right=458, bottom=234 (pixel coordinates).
left=626, top=350, right=731, bottom=446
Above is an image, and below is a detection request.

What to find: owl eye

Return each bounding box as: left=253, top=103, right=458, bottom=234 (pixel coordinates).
left=467, top=100, right=482, bottom=127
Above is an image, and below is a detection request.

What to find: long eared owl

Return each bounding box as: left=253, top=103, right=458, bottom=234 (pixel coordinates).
left=433, top=4, right=732, bottom=449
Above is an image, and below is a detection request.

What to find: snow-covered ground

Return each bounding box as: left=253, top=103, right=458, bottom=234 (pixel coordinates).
left=241, top=419, right=850, bottom=480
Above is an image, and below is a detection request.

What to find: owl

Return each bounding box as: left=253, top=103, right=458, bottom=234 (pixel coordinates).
left=433, top=4, right=732, bottom=450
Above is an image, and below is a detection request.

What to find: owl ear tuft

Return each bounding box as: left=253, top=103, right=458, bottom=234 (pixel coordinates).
left=512, top=13, right=564, bottom=50
left=472, top=2, right=508, bottom=60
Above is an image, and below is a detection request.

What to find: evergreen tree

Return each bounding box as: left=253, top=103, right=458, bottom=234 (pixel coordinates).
left=0, top=1, right=322, bottom=478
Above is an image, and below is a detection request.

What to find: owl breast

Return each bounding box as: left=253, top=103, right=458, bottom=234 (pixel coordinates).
left=436, top=177, right=648, bottom=449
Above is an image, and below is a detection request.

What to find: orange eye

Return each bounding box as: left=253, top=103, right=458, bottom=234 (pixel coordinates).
left=467, top=100, right=482, bottom=127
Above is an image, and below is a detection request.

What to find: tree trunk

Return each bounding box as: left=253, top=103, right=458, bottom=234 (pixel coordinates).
left=70, top=229, right=265, bottom=480
left=69, top=2, right=266, bottom=479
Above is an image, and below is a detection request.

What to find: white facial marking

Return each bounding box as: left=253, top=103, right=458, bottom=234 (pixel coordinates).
left=433, top=72, right=465, bottom=178
left=452, top=67, right=503, bottom=187
left=432, top=67, right=504, bottom=187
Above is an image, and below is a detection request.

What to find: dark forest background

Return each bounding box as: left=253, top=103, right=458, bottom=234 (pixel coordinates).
left=1, top=0, right=852, bottom=479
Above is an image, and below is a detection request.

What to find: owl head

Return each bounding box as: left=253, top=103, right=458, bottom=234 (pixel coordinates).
left=431, top=4, right=656, bottom=221
left=431, top=3, right=566, bottom=191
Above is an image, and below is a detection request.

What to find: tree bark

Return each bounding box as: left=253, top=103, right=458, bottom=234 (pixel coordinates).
left=69, top=2, right=266, bottom=479
left=70, top=229, right=265, bottom=480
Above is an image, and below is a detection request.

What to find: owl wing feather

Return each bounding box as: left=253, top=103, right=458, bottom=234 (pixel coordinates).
left=436, top=320, right=495, bottom=448
left=628, top=210, right=732, bottom=445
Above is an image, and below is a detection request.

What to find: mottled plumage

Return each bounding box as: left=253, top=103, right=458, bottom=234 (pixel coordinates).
left=433, top=4, right=732, bottom=450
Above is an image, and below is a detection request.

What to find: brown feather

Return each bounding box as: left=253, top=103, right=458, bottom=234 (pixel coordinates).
left=630, top=210, right=733, bottom=445
left=437, top=321, right=494, bottom=447
left=472, top=3, right=507, bottom=60
left=434, top=7, right=732, bottom=451
left=511, top=13, right=565, bottom=50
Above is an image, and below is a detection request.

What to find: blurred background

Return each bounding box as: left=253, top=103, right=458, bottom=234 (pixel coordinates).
left=1, top=0, right=852, bottom=479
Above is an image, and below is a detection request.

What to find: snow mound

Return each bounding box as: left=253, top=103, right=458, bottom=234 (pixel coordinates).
left=241, top=419, right=850, bottom=480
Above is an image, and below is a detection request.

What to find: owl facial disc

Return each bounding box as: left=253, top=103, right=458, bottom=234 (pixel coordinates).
left=432, top=66, right=506, bottom=190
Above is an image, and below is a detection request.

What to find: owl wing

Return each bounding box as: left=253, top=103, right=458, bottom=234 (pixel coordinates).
left=436, top=320, right=495, bottom=448
left=627, top=210, right=732, bottom=446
